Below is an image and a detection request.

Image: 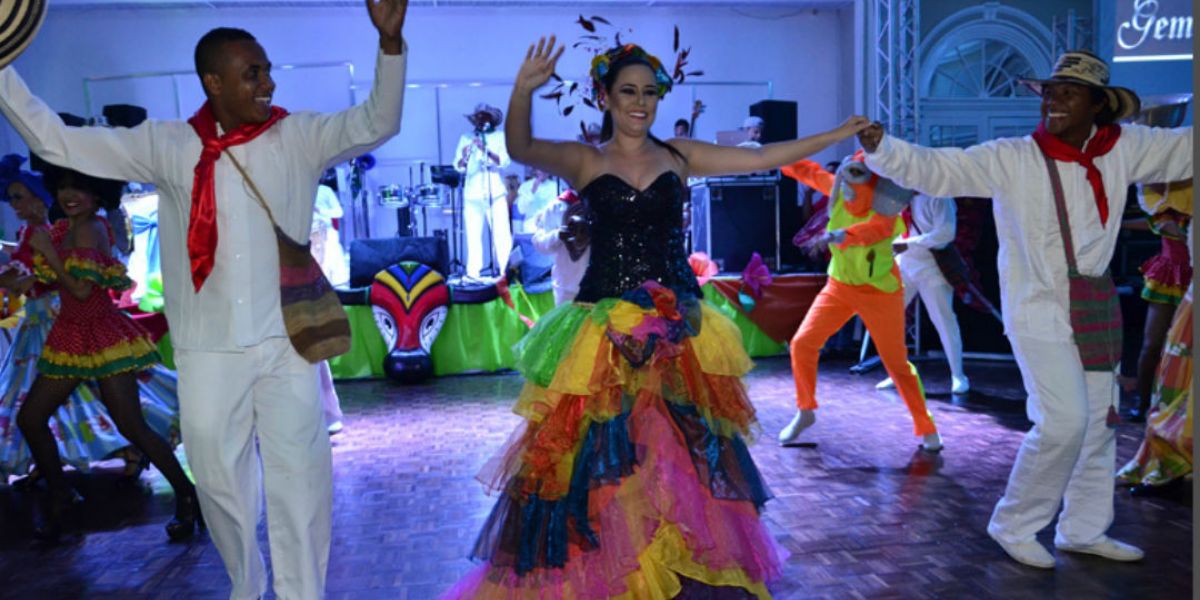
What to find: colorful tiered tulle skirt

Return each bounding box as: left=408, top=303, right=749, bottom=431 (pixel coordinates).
left=445, top=282, right=784, bottom=599
left=1118, top=287, right=1193, bottom=487
left=0, top=295, right=180, bottom=480
left=1140, top=237, right=1191, bottom=305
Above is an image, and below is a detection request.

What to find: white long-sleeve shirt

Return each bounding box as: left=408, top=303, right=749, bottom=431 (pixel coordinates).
left=866, top=125, right=1192, bottom=341
left=515, top=177, right=559, bottom=234
left=531, top=201, right=589, bottom=304
left=0, top=49, right=407, bottom=351
left=897, top=194, right=956, bottom=282
left=455, top=129, right=509, bottom=203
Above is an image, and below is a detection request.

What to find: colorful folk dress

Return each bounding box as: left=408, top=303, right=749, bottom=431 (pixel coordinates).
left=0, top=220, right=179, bottom=480
left=446, top=172, right=784, bottom=599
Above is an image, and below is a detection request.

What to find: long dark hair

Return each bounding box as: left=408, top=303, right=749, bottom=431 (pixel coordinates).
left=597, top=55, right=687, bottom=165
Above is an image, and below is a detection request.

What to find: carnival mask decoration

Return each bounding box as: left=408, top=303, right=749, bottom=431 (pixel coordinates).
left=369, top=261, right=450, bottom=383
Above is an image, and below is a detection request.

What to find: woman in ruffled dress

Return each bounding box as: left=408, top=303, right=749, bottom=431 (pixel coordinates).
left=0, top=155, right=180, bottom=488
left=445, top=37, right=866, bottom=599
left=17, top=164, right=198, bottom=542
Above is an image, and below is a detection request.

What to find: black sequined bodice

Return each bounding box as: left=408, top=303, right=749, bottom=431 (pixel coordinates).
left=574, top=171, right=702, bottom=302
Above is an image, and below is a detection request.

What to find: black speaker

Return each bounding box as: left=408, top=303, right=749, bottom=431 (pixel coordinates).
left=750, top=100, right=805, bottom=269
left=701, top=182, right=779, bottom=272
left=348, top=236, right=449, bottom=288
left=749, top=100, right=797, bottom=144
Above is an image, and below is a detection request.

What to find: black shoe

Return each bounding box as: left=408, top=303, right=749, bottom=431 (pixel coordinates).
left=32, top=487, right=83, bottom=542
left=10, top=468, right=41, bottom=491
left=165, top=489, right=205, bottom=542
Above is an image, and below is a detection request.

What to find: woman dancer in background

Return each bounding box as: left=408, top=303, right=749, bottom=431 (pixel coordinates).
left=18, top=165, right=198, bottom=542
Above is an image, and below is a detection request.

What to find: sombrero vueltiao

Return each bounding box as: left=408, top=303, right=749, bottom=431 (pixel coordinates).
left=0, top=0, right=47, bottom=70
left=1020, top=50, right=1141, bottom=122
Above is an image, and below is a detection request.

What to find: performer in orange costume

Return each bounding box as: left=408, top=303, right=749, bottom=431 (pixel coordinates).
left=778, top=153, right=942, bottom=451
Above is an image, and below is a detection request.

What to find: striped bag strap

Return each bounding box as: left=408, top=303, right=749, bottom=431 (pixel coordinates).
left=222, top=149, right=282, bottom=229
left=1039, top=150, right=1079, bottom=274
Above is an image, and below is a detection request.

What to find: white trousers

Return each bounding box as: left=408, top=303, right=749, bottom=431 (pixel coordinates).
left=987, top=334, right=1118, bottom=547
left=317, top=360, right=343, bottom=426
left=902, top=270, right=965, bottom=380
left=464, top=192, right=512, bottom=278
left=177, top=337, right=332, bottom=600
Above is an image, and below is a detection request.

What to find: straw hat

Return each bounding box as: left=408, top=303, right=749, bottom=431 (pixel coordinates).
left=1128, top=93, right=1192, bottom=128
left=465, top=103, right=503, bottom=128
left=1020, top=50, right=1140, bottom=122
left=0, top=0, right=47, bottom=70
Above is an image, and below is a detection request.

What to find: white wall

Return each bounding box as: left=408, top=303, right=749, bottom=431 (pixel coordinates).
left=2, top=5, right=857, bottom=238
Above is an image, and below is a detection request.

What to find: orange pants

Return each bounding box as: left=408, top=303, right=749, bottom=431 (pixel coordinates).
left=789, top=279, right=937, bottom=436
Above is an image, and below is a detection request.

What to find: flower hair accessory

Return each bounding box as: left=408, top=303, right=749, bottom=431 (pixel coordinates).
left=589, top=44, right=673, bottom=101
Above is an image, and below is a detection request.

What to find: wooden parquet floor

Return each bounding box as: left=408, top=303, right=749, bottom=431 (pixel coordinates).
left=0, top=357, right=1190, bottom=599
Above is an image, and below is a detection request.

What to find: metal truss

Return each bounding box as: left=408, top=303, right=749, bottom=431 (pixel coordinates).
left=1052, top=8, right=1093, bottom=56
left=873, top=0, right=920, bottom=142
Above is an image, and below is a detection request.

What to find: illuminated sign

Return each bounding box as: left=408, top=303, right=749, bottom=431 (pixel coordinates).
left=1114, top=0, right=1193, bottom=62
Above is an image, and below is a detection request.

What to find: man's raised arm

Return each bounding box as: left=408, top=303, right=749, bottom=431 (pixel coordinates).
left=304, top=0, right=409, bottom=170
left=0, top=67, right=160, bottom=184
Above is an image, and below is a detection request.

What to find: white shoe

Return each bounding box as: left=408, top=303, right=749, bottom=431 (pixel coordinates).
left=327, top=421, right=344, bottom=435
left=988, top=530, right=1056, bottom=569
left=1055, top=537, right=1144, bottom=562
left=875, top=377, right=895, bottom=390
left=951, top=375, right=970, bottom=395
left=921, top=432, right=943, bottom=452
left=778, top=410, right=816, bottom=445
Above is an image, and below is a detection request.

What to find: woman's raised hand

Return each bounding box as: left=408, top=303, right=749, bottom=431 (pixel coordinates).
left=515, top=36, right=565, bottom=94
left=835, top=115, right=871, bottom=139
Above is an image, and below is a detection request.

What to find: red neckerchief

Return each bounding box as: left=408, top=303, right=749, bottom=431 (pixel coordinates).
left=186, top=101, right=289, bottom=291
left=900, top=206, right=913, bottom=239
left=1031, top=122, right=1121, bottom=226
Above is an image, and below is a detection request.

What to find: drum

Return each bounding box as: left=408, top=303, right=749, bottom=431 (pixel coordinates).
left=415, top=184, right=445, bottom=207
left=378, top=184, right=409, bottom=208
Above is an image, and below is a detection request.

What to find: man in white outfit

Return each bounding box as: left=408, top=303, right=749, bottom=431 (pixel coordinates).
left=530, top=192, right=589, bottom=305
left=860, top=50, right=1191, bottom=570
left=876, top=194, right=970, bottom=394
left=0, top=2, right=410, bottom=598
left=514, top=167, right=558, bottom=234
left=456, top=103, right=512, bottom=278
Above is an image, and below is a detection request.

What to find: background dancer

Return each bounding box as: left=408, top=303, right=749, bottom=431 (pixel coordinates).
left=777, top=156, right=943, bottom=452
left=18, top=165, right=198, bottom=543
left=877, top=193, right=970, bottom=395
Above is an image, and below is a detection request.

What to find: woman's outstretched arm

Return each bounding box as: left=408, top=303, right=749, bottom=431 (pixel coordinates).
left=674, top=115, right=869, bottom=178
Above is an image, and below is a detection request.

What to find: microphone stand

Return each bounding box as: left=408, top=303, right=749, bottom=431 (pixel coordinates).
left=475, top=127, right=500, bottom=278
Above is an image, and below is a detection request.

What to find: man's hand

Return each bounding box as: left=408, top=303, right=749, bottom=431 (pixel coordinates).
left=858, top=121, right=885, bottom=153
left=823, top=229, right=847, bottom=246
left=366, top=0, right=407, bottom=54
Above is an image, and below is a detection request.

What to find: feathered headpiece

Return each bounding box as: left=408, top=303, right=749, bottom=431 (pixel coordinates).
left=541, top=15, right=703, bottom=137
